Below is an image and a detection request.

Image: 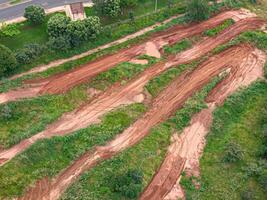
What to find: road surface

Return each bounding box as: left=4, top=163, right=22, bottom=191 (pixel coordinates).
left=0, top=0, right=91, bottom=21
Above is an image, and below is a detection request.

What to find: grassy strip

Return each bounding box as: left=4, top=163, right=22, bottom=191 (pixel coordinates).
left=212, top=31, right=267, bottom=55
left=181, top=81, right=267, bottom=200
left=0, top=103, right=146, bottom=198
left=145, top=61, right=198, bottom=97
left=0, top=58, right=156, bottom=148
left=60, top=76, right=222, bottom=200
left=163, top=38, right=192, bottom=55
left=6, top=3, right=186, bottom=75
left=203, top=19, right=235, bottom=37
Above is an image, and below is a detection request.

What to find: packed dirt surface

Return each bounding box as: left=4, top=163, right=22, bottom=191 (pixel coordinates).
left=1, top=16, right=264, bottom=167
left=0, top=9, right=261, bottom=105
left=143, top=49, right=266, bottom=200
left=17, top=44, right=266, bottom=200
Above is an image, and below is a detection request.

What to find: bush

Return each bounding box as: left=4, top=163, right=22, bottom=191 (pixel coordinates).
left=67, top=20, right=87, bottom=46
left=223, top=141, right=244, bottom=163
left=15, top=43, right=44, bottom=65
left=110, top=169, right=143, bottom=199
left=0, top=23, right=20, bottom=37
left=93, top=0, right=121, bottom=17
left=47, top=14, right=70, bottom=38
left=24, top=5, right=45, bottom=24
left=1, top=105, right=12, bottom=119
left=47, top=36, right=71, bottom=51
left=83, top=16, right=101, bottom=39
left=258, top=170, right=267, bottom=190
left=186, top=0, right=210, bottom=22
left=240, top=188, right=255, bottom=200
left=0, top=44, right=17, bottom=77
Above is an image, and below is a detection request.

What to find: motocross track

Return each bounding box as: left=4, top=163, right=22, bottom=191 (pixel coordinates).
left=140, top=48, right=266, bottom=200
left=17, top=44, right=266, bottom=200
left=0, top=17, right=264, bottom=167
left=0, top=9, right=260, bottom=104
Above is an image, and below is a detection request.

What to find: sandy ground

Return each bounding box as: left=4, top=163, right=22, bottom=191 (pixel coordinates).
left=0, top=9, right=260, bottom=105
left=143, top=48, right=266, bottom=200
left=0, top=16, right=264, bottom=167
left=16, top=44, right=266, bottom=200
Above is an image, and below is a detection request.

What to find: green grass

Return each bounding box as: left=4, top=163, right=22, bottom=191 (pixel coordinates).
left=181, top=81, right=267, bottom=200
left=203, top=19, right=235, bottom=37
left=0, top=103, right=146, bottom=198
left=60, top=75, right=222, bottom=200
left=163, top=38, right=192, bottom=55
left=145, top=61, right=199, bottom=97
left=0, top=58, right=155, bottom=148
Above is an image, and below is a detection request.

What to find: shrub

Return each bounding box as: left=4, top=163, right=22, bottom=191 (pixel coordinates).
left=24, top=5, right=45, bottom=24
left=240, top=188, right=255, bottom=200
left=83, top=16, right=101, bottom=39
left=47, top=14, right=70, bottom=38
left=1, top=105, right=12, bottom=119
left=0, top=44, right=17, bottom=77
left=93, top=0, right=121, bottom=17
left=67, top=20, right=87, bottom=46
left=47, top=35, right=71, bottom=51
left=258, top=170, right=267, bottom=190
left=0, top=23, right=20, bottom=37
left=110, top=169, right=143, bottom=199
left=186, top=0, right=210, bottom=22
left=15, top=43, right=44, bottom=65
left=223, top=141, right=244, bottom=163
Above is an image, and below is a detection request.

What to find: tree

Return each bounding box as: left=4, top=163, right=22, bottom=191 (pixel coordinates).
left=24, top=5, right=45, bottom=24
left=186, top=0, right=210, bottom=22
left=0, top=44, right=17, bottom=77
left=83, top=16, right=101, bottom=39
left=67, top=20, right=87, bottom=46
left=47, top=14, right=70, bottom=38
left=223, top=141, right=244, bottom=163
left=93, top=0, right=121, bottom=17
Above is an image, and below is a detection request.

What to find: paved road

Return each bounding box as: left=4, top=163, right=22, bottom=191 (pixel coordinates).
left=0, top=0, right=92, bottom=21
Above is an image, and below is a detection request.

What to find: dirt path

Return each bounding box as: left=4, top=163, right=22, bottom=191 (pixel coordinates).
left=0, top=16, right=264, bottom=167
left=141, top=48, right=266, bottom=200
left=10, top=9, right=253, bottom=81
left=16, top=44, right=266, bottom=200
left=0, top=9, right=259, bottom=105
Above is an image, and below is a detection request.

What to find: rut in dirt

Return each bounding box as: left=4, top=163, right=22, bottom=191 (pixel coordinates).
left=140, top=47, right=266, bottom=200
left=0, top=16, right=264, bottom=167
left=17, top=44, right=266, bottom=200
left=0, top=9, right=260, bottom=104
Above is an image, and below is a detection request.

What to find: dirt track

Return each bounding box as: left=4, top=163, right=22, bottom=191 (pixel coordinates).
left=0, top=9, right=261, bottom=104
left=0, top=16, right=264, bottom=167
left=141, top=48, right=266, bottom=200
left=16, top=44, right=266, bottom=200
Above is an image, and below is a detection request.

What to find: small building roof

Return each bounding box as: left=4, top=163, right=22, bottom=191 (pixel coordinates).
left=69, top=2, right=84, bottom=15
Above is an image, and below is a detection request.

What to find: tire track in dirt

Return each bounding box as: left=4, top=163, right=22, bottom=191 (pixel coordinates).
left=0, top=9, right=258, bottom=104
left=17, top=44, right=266, bottom=200
left=141, top=48, right=266, bottom=200
left=0, top=17, right=264, bottom=167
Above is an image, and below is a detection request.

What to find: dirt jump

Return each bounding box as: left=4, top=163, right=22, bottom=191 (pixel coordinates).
left=17, top=43, right=266, bottom=200
left=0, top=16, right=264, bottom=167
left=140, top=48, right=266, bottom=200
left=0, top=9, right=261, bottom=105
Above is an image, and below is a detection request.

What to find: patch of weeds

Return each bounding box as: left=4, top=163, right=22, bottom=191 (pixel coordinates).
left=204, top=19, right=235, bottom=37
left=163, top=38, right=192, bottom=55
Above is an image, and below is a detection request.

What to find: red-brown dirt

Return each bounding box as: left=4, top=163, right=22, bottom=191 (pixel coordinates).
left=142, top=48, right=266, bottom=200
left=17, top=44, right=266, bottom=200
left=0, top=10, right=260, bottom=104
left=0, top=17, right=264, bottom=167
